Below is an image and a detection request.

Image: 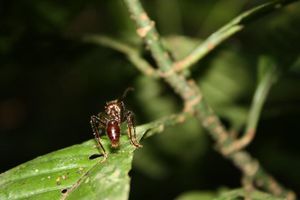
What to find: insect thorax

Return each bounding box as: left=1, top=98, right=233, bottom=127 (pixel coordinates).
left=105, top=100, right=123, bottom=121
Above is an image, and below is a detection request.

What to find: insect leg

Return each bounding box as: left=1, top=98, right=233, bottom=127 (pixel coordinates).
left=126, top=111, right=142, bottom=148
left=90, top=115, right=107, bottom=160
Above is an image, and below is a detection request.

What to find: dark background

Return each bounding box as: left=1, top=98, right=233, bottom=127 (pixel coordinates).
left=1, top=0, right=300, bottom=199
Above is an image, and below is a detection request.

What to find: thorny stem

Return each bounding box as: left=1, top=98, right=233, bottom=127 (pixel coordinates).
left=123, top=0, right=296, bottom=199
left=173, top=0, right=299, bottom=72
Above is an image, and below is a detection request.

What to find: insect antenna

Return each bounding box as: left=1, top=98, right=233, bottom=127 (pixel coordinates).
left=119, top=87, right=134, bottom=102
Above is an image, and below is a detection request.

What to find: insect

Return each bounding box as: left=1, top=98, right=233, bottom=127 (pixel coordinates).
left=90, top=88, right=142, bottom=160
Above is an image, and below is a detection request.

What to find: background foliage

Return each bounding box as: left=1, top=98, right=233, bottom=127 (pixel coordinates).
left=1, top=0, right=300, bottom=199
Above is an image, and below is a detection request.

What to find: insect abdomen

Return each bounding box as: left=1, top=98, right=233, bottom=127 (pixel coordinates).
left=106, top=120, right=120, bottom=148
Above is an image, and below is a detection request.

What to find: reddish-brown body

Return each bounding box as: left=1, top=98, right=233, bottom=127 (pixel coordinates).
left=106, top=120, right=120, bottom=148
left=90, top=88, right=142, bottom=159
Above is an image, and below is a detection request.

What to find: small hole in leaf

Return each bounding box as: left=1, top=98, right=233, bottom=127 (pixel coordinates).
left=89, top=153, right=102, bottom=160
left=61, top=188, right=68, bottom=194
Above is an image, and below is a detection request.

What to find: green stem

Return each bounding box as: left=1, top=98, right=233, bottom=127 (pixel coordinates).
left=173, top=0, right=299, bottom=72
left=223, top=62, right=278, bottom=154
left=246, top=66, right=277, bottom=134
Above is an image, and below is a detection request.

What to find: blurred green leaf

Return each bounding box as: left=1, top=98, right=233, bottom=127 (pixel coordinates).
left=136, top=76, right=178, bottom=120
left=156, top=118, right=207, bottom=163
left=133, top=117, right=208, bottom=180
left=197, top=50, right=252, bottom=129
left=175, top=188, right=286, bottom=200
left=133, top=144, right=170, bottom=179
left=257, top=56, right=278, bottom=83
left=199, top=50, right=252, bottom=106
left=164, top=36, right=201, bottom=60
left=214, top=188, right=284, bottom=200
left=289, top=56, right=300, bottom=73
left=156, top=0, right=183, bottom=34
left=200, top=0, right=246, bottom=34
left=175, top=190, right=216, bottom=200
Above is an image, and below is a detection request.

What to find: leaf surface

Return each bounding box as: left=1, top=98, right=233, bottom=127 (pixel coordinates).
left=0, top=126, right=147, bottom=200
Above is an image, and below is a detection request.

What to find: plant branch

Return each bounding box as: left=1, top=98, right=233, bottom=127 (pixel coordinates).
left=173, top=0, right=299, bottom=72
left=122, top=0, right=296, bottom=199
left=223, top=60, right=278, bottom=154
left=83, top=35, right=158, bottom=77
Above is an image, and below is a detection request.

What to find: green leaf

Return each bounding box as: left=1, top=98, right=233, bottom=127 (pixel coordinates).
left=163, top=36, right=201, bottom=60
left=175, top=190, right=216, bottom=200
left=199, top=50, right=252, bottom=106
left=214, top=188, right=285, bottom=200
left=0, top=126, right=148, bottom=200
left=135, top=76, right=178, bottom=120
left=243, top=55, right=279, bottom=133
left=257, top=56, right=278, bottom=84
